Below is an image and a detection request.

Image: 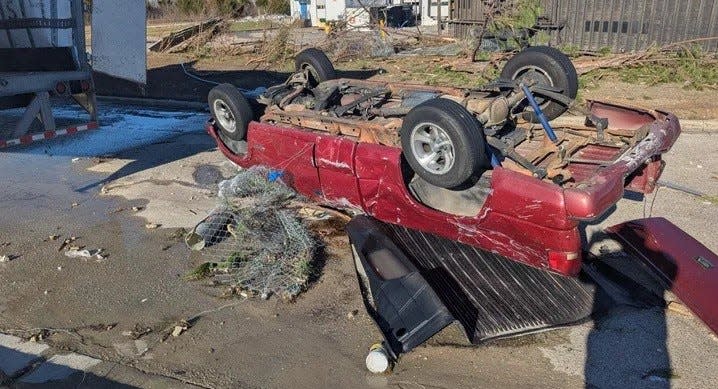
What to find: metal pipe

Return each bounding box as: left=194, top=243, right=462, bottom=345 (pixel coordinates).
left=657, top=180, right=706, bottom=197
left=520, top=83, right=558, bottom=143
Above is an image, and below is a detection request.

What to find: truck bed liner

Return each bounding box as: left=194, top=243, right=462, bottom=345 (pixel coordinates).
left=348, top=216, right=596, bottom=344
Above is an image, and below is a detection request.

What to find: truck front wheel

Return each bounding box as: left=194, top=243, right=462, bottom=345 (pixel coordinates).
left=208, top=83, right=253, bottom=141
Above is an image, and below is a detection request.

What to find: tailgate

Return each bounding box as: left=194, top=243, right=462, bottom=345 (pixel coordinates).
left=607, top=217, right=718, bottom=334
left=563, top=101, right=681, bottom=220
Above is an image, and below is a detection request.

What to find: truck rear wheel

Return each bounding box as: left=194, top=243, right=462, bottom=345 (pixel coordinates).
left=501, top=46, right=578, bottom=122
left=208, top=83, right=253, bottom=141
left=295, top=48, right=336, bottom=87
left=400, top=98, right=488, bottom=190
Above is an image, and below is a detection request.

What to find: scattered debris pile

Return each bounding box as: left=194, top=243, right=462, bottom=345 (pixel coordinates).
left=149, top=17, right=225, bottom=53
left=319, top=30, right=396, bottom=60
left=185, top=167, right=317, bottom=300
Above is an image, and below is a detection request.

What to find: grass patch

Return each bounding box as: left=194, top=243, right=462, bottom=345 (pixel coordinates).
left=338, top=58, right=490, bottom=88
left=229, top=19, right=274, bottom=32
left=580, top=48, right=718, bottom=90
left=617, top=62, right=718, bottom=90
left=700, top=195, right=718, bottom=205
left=423, top=65, right=486, bottom=88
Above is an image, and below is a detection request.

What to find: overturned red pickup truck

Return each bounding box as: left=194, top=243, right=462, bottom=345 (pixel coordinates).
left=206, top=47, right=680, bottom=277
left=205, top=47, right=717, bottom=369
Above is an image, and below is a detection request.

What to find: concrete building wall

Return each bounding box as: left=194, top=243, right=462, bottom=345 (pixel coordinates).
left=420, top=0, right=450, bottom=26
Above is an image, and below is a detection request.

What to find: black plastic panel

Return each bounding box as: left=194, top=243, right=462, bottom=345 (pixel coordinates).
left=352, top=216, right=596, bottom=344
left=347, top=216, right=455, bottom=357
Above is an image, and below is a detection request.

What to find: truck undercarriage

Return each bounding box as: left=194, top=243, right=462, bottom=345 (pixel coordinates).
left=258, top=75, right=673, bottom=193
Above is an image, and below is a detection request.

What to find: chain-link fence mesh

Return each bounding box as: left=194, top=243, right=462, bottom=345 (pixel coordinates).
left=185, top=166, right=316, bottom=300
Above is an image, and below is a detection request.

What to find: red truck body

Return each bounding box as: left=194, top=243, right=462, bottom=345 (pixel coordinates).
left=207, top=100, right=681, bottom=277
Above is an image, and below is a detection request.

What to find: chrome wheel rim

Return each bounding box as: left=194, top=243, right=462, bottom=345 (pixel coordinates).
left=213, top=99, right=236, bottom=133
left=410, top=122, right=455, bottom=175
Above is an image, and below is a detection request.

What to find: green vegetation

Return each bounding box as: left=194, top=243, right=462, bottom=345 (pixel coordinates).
left=229, top=19, right=274, bottom=31
left=597, top=46, right=612, bottom=56
left=581, top=47, right=718, bottom=91
left=176, top=0, right=246, bottom=15
left=256, top=0, right=290, bottom=14
left=183, top=262, right=217, bottom=280
left=488, top=0, right=544, bottom=49
left=292, top=256, right=315, bottom=282
left=616, top=54, right=718, bottom=90
left=490, top=0, right=542, bottom=33
left=183, top=250, right=251, bottom=281
left=151, top=0, right=289, bottom=17
left=558, top=45, right=581, bottom=58
left=424, top=65, right=480, bottom=87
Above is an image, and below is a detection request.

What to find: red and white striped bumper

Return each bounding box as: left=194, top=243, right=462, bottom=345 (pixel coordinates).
left=0, top=122, right=99, bottom=149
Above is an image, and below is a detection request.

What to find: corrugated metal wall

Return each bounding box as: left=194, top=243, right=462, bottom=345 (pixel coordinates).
left=449, top=0, right=494, bottom=38
left=448, top=0, right=718, bottom=52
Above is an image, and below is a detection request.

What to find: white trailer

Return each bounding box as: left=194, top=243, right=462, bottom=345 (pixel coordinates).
left=290, top=0, right=392, bottom=27
left=0, top=0, right=147, bottom=148
left=419, top=0, right=450, bottom=26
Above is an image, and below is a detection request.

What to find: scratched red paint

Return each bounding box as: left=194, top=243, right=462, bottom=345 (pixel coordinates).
left=207, top=102, right=681, bottom=276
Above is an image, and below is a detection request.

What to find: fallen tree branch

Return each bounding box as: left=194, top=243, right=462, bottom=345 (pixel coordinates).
left=149, top=17, right=224, bottom=52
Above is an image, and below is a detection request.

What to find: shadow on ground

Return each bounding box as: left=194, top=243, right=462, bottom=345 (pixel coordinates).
left=94, top=61, right=383, bottom=101
left=0, top=345, right=137, bottom=389
left=581, top=225, right=675, bottom=388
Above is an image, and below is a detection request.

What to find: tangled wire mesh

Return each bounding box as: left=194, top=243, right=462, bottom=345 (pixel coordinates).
left=185, top=166, right=316, bottom=300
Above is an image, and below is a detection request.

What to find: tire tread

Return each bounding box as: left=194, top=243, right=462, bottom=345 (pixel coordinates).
left=400, top=98, right=487, bottom=189
left=208, top=83, right=253, bottom=141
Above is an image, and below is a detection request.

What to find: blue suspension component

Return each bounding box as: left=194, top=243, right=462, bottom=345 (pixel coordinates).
left=520, top=83, right=559, bottom=144
left=486, top=143, right=502, bottom=168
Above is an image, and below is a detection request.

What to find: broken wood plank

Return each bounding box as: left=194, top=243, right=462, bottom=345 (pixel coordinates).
left=148, top=17, right=223, bottom=53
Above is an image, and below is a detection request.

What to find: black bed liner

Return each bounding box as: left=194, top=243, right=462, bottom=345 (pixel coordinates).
left=347, top=216, right=596, bottom=355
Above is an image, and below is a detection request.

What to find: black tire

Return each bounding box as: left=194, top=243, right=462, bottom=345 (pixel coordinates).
left=501, top=46, right=578, bottom=122
left=208, top=83, right=253, bottom=141
left=294, top=48, right=336, bottom=87
left=400, top=98, right=488, bottom=190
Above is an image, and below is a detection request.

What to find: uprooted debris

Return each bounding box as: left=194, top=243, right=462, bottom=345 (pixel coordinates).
left=318, top=30, right=396, bottom=61
left=572, top=38, right=718, bottom=77
left=64, top=248, right=107, bottom=261
left=149, top=17, right=224, bottom=53
left=122, top=324, right=153, bottom=340
left=185, top=166, right=317, bottom=301
left=196, top=19, right=461, bottom=67
left=57, top=236, right=78, bottom=252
